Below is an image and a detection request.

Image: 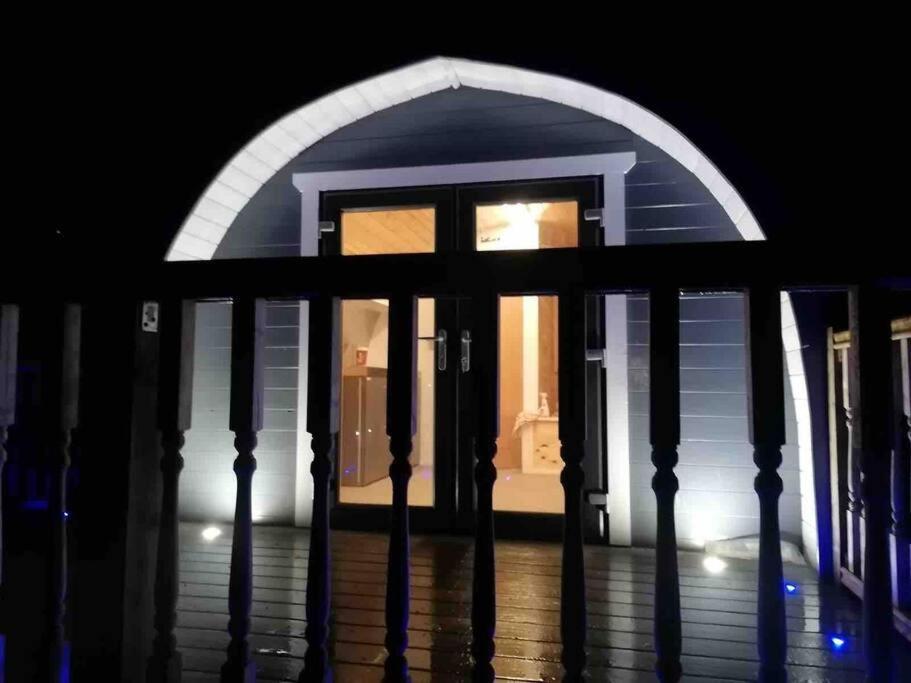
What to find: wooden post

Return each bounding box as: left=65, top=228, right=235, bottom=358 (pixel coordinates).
left=35, top=303, right=81, bottom=683
left=892, top=336, right=911, bottom=612
left=849, top=285, right=894, bottom=682
left=648, top=286, right=682, bottom=683
left=383, top=293, right=417, bottom=682
left=471, top=291, right=498, bottom=683
left=744, top=286, right=787, bottom=682
left=221, top=297, right=265, bottom=683
left=843, top=344, right=864, bottom=578
left=299, top=295, right=339, bottom=683
left=827, top=330, right=847, bottom=577
left=0, top=305, right=19, bottom=587
left=147, top=299, right=196, bottom=683
left=558, top=289, right=588, bottom=682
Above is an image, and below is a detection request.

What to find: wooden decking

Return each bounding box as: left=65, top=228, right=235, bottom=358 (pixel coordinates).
left=176, top=523, right=910, bottom=682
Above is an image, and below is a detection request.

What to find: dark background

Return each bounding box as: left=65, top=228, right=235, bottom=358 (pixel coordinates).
left=15, top=20, right=904, bottom=266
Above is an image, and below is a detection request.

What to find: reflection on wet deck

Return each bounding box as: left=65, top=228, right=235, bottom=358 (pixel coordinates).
left=176, top=523, right=910, bottom=681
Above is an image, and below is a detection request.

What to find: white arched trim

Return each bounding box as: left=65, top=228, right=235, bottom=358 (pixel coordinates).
left=166, top=56, right=816, bottom=568
left=165, top=56, right=764, bottom=262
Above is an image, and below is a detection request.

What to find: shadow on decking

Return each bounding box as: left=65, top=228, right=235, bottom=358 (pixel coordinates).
left=176, top=523, right=910, bottom=682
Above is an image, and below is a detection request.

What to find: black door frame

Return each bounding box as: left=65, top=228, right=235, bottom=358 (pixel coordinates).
left=321, top=186, right=458, bottom=533
left=453, top=178, right=605, bottom=540
left=320, top=178, right=607, bottom=541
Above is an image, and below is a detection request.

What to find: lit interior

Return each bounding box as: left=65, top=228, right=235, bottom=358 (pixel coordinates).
left=341, top=207, right=434, bottom=255
left=478, top=201, right=577, bottom=514
left=338, top=206, right=436, bottom=507
left=334, top=200, right=579, bottom=514
left=703, top=556, right=727, bottom=574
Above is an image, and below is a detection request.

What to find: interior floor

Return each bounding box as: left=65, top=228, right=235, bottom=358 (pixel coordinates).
left=337, top=466, right=564, bottom=514
left=339, top=465, right=435, bottom=507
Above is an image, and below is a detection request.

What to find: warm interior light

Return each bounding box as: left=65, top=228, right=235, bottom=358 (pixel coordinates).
left=201, top=526, right=222, bottom=541
left=477, top=203, right=546, bottom=251
left=702, top=555, right=727, bottom=574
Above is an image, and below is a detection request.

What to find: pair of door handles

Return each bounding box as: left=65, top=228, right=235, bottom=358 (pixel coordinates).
left=418, top=330, right=470, bottom=373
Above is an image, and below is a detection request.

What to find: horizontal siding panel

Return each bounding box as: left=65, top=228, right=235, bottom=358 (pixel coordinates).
left=628, top=344, right=745, bottom=370
left=629, top=390, right=748, bottom=418
left=189, top=388, right=298, bottom=411
left=634, top=490, right=802, bottom=521
left=184, top=429, right=297, bottom=454
left=325, top=107, right=617, bottom=145
left=628, top=320, right=745, bottom=345
left=628, top=439, right=800, bottom=470
left=627, top=226, right=735, bottom=244
left=195, top=325, right=299, bottom=349
left=195, top=301, right=299, bottom=328
left=627, top=203, right=730, bottom=230
left=191, top=407, right=297, bottom=432
left=628, top=296, right=744, bottom=323
left=629, top=414, right=749, bottom=443
left=631, top=463, right=800, bottom=496
left=195, top=346, right=299, bottom=371
left=628, top=368, right=746, bottom=394
left=625, top=179, right=714, bottom=207
left=217, top=244, right=299, bottom=259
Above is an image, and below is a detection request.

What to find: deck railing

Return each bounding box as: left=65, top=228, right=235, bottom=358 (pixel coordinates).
left=829, top=317, right=911, bottom=641
left=0, top=241, right=908, bottom=682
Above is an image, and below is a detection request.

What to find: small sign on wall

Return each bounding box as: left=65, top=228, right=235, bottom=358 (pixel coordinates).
left=141, top=302, right=159, bottom=332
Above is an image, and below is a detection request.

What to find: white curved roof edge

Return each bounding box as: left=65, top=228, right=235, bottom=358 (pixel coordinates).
left=165, top=56, right=764, bottom=262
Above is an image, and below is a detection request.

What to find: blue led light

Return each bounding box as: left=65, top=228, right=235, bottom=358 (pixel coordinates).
left=784, top=582, right=798, bottom=594
left=830, top=636, right=846, bottom=650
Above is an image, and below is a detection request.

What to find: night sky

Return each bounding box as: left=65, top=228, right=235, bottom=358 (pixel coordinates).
left=16, top=21, right=904, bottom=267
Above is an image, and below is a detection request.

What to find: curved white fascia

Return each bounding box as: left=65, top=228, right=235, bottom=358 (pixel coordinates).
left=165, top=56, right=763, bottom=261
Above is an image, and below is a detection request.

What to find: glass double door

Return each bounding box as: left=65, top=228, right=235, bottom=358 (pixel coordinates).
left=322, top=179, right=604, bottom=538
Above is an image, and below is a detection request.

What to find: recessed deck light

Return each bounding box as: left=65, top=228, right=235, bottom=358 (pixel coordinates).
left=201, top=526, right=222, bottom=541
left=785, top=582, right=799, bottom=594
left=830, top=635, right=846, bottom=650
left=702, top=556, right=727, bottom=574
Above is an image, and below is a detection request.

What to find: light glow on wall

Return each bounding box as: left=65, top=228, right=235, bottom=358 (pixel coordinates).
left=702, top=556, right=727, bottom=574
left=201, top=526, right=222, bottom=542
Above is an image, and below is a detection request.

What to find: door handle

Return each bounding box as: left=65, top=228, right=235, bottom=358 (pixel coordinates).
left=418, top=329, right=447, bottom=371
left=460, top=330, right=471, bottom=373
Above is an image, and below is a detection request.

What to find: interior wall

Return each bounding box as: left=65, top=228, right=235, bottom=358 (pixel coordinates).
left=416, top=298, right=434, bottom=468
left=497, top=297, right=523, bottom=469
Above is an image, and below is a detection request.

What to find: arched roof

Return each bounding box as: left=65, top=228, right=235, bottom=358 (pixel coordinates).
left=167, top=56, right=763, bottom=261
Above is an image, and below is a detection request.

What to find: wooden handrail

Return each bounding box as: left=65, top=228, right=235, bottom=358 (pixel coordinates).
left=2, top=242, right=909, bottom=303
left=834, top=316, right=911, bottom=348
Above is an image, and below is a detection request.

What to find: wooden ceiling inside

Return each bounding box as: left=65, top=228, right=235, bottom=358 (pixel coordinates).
left=340, top=201, right=577, bottom=256
left=341, top=208, right=435, bottom=255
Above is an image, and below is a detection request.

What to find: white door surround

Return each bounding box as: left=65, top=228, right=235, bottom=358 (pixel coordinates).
left=291, top=152, right=636, bottom=545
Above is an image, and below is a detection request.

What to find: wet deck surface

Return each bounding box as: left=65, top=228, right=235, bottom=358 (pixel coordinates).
left=177, top=523, right=910, bottom=681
